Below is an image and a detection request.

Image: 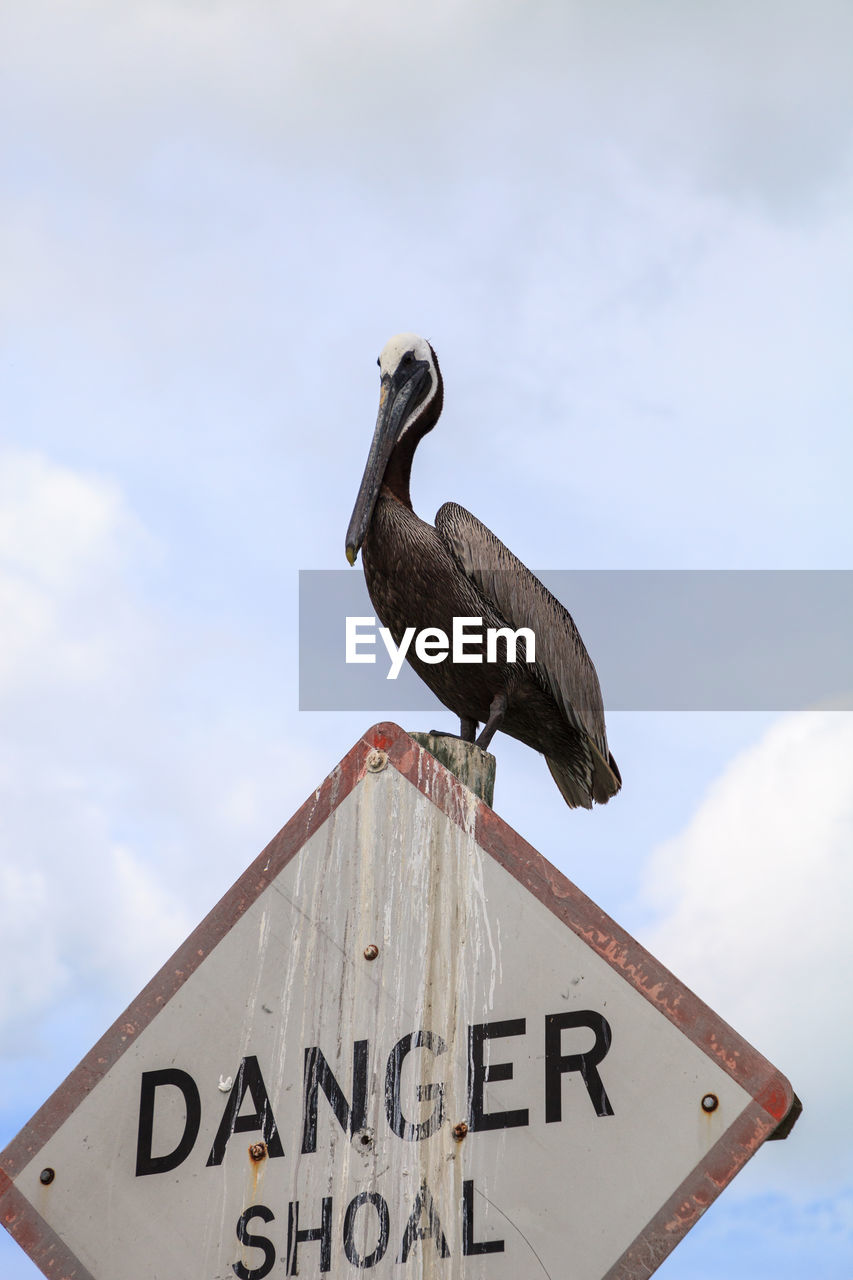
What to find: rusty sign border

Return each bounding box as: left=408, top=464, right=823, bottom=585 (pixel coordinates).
left=1, top=722, right=799, bottom=1280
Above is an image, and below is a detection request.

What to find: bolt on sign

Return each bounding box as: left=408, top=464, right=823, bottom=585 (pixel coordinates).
left=1, top=724, right=799, bottom=1280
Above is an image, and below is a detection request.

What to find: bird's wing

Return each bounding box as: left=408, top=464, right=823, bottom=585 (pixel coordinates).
left=435, top=501, right=615, bottom=768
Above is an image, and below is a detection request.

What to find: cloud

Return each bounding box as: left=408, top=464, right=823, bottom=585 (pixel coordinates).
left=0, top=449, right=339, bottom=1051
left=641, top=711, right=853, bottom=1195
left=5, top=1, right=852, bottom=212
left=0, top=449, right=157, bottom=692
left=3, top=2, right=850, bottom=583
left=0, top=824, right=191, bottom=1053
left=0, top=451, right=184, bottom=1045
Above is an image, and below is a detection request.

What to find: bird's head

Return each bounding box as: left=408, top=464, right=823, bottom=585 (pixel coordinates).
left=346, top=333, right=443, bottom=565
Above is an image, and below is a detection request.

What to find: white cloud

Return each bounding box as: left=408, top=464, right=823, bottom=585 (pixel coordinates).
left=5, top=1, right=852, bottom=211
left=0, top=861, right=67, bottom=1035
left=0, top=826, right=191, bottom=1052
left=641, top=711, right=853, bottom=1195
left=0, top=449, right=336, bottom=1051
left=0, top=452, right=186, bottom=1044
left=0, top=449, right=157, bottom=694
left=3, top=1, right=851, bottom=578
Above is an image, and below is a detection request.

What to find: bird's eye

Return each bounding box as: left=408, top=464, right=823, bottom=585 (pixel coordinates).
left=401, top=351, right=414, bottom=366
left=376, top=357, right=380, bottom=367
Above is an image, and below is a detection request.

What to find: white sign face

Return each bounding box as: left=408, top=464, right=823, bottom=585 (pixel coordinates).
left=1, top=724, right=797, bottom=1280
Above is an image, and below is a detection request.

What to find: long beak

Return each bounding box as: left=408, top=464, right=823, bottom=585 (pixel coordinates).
left=345, top=364, right=429, bottom=564
left=346, top=376, right=395, bottom=565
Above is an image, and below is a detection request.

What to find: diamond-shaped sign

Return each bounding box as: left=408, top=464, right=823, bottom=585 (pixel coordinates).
left=1, top=723, right=797, bottom=1279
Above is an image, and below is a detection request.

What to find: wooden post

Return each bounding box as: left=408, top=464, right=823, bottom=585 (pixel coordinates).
left=408, top=732, right=496, bottom=807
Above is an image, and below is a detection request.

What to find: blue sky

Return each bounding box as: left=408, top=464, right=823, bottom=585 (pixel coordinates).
left=1, top=2, right=852, bottom=1276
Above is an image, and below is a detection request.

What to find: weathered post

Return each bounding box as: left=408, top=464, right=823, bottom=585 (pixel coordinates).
left=408, top=732, right=496, bottom=806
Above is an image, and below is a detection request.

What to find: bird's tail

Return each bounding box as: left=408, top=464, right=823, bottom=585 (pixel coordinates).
left=546, top=742, right=622, bottom=810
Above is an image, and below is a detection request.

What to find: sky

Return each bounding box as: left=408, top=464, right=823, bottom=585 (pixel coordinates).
left=1, top=1, right=852, bottom=1276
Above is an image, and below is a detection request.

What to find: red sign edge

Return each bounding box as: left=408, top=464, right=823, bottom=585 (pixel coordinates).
left=1, top=721, right=799, bottom=1280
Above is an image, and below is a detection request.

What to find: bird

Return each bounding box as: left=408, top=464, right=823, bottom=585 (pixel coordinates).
left=345, top=333, right=621, bottom=809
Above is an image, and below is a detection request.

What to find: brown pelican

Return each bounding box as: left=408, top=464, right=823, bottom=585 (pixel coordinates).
left=346, top=333, right=621, bottom=809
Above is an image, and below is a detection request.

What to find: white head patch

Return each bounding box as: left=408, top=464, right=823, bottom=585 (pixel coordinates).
left=377, top=333, right=438, bottom=437
left=378, top=332, right=434, bottom=379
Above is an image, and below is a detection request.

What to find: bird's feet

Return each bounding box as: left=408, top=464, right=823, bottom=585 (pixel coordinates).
left=476, top=692, right=507, bottom=752
left=460, top=717, right=478, bottom=742
left=427, top=717, right=479, bottom=743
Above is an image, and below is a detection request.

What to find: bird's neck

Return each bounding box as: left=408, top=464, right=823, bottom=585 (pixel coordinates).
left=381, top=367, right=444, bottom=510
left=381, top=430, right=419, bottom=508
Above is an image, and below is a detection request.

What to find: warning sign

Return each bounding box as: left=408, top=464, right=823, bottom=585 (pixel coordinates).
left=0, top=724, right=798, bottom=1279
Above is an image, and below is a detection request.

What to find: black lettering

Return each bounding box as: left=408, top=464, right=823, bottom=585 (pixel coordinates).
left=206, top=1056, right=285, bottom=1166
left=342, top=1192, right=391, bottom=1268
left=545, top=1011, right=615, bottom=1119
left=462, top=1179, right=504, bottom=1255
left=233, top=1205, right=276, bottom=1280
left=301, top=1040, right=369, bottom=1153
left=467, top=1019, right=529, bottom=1131
left=385, top=1030, right=447, bottom=1141
left=287, top=1197, right=333, bottom=1274
left=397, top=1181, right=450, bottom=1263
left=135, top=1068, right=201, bottom=1176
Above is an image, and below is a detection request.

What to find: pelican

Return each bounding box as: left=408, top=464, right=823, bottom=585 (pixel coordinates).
left=345, top=333, right=621, bottom=809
